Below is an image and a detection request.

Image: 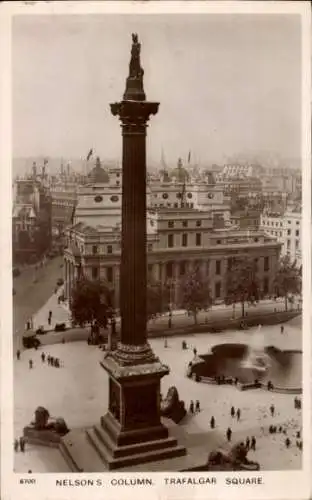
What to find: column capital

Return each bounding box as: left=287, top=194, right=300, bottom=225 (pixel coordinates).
left=110, top=100, right=159, bottom=133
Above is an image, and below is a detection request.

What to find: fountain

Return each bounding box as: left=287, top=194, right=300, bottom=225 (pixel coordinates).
left=187, top=322, right=302, bottom=392
left=240, top=325, right=270, bottom=373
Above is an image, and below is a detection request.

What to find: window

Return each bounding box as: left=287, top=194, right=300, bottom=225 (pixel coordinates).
left=106, top=267, right=113, bottom=282
left=296, top=221, right=299, bottom=225
left=296, top=230, right=299, bottom=237
left=107, top=245, right=113, bottom=254
left=162, top=193, right=168, bottom=199
left=295, top=239, right=299, bottom=249
left=182, top=233, right=188, bottom=247
left=196, top=220, right=201, bottom=227
left=182, top=220, right=188, bottom=228
left=215, top=282, right=221, bottom=299
left=264, top=256, right=269, bottom=272
left=168, top=234, right=174, bottom=248
left=148, top=263, right=153, bottom=275
left=216, top=260, right=221, bottom=275
left=179, top=261, right=186, bottom=276
left=263, top=277, right=269, bottom=295
left=166, top=262, right=173, bottom=278
left=216, top=239, right=222, bottom=245
left=187, top=193, right=192, bottom=199
left=92, top=245, right=98, bottom=255
left=254, top=258, right=258, bottom=271
left=168, top=220, right=174, bottom=228
left=92, top=267, right=99, bottom=280
left=287, top=239, right=291, bottom=249
left=174, top=203, right=178, bottom=208
left=196, top=233, right=201, bottom=246
left=254, top=238, right=259, bottom=242
left=288, top=220, right=291, bottom=224
left=147, top=244, right=153, bottom=252
left=228, top=257, right=232, bottom=271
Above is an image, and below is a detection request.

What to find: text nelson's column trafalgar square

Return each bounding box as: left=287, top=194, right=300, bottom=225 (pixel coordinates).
left=71, top=34, right=187, bottom=470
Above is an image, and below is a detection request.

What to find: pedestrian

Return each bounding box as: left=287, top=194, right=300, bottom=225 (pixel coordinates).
left=195, top=400, right=200, bottom=412
left=246, top=436, right=250, bottom=450
left=19, top=436, right=25, bottom=452
left=41, top=352, right=45, bottom=363
left=230, top=406, right=235, bottom=418
left=164, top=338, right=168, bottom=348
left=168, top=317, right=172, bottom=329
left=34, top=343, right=38, bottom=351
left=210, top=416, right=215, bottom=429
left=281, top=325, right=284, bottom=334
left=16, top=350, right=21, bottom=361
left=26, top=321, right=31, bottom=330
left=278, top=426, right=283, bottom=433
left=55, top=358, right=60, bottom=368
left=226, top=427, right=232, bottom=442
left=236, top=408, right=241, bottom=421
left=193, top=347, right=197, bottom=356
left=251, top=436, right=256, bottom=451
left=267, top=380, right=273, bottom=391
left=14, top=439, right=19, bottom=452
left=50, top=356, right=54, bottom=367
left=29, top=359, right=33, bottom=369
left=189, top=400, right=194, bottom=414
left=234, top=377, right=238, bottom=386
left=270, top=404, right=275, bottom=417
left=47, top=355, right=51, bottom=365
left=296, top=430, right=301, bottom=439
left=285, top=437, right=291, bottom=448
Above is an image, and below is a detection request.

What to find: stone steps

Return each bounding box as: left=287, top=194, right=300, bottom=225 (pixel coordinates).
left=60, top=428, right=108, bottom=472
left=86, top=426, right=186, bottom=470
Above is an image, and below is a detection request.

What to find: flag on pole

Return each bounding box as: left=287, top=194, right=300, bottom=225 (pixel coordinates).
left=188, top=151, right=191, bottom=164
left=86, top=148, right=93, bottom=161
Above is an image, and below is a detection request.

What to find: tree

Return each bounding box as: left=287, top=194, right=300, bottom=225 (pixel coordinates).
left=146, top=279, right=170, bottom=321
left=225, top=257, right=260, bottom=318
left=70, top=278, right=113, bottom=334
left=179, top=269, right=212, bottom=324
left=274, top=255, right=302, bottom=311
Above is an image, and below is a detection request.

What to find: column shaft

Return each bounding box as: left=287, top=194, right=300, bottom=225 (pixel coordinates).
left=120, top=128, right=147, bottom=345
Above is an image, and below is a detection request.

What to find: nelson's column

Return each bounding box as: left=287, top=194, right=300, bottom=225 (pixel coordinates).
left=60, top=34, right=186, bottom=471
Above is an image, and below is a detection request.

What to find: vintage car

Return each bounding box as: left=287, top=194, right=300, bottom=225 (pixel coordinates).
left=22, top=331, right=41, bottom=349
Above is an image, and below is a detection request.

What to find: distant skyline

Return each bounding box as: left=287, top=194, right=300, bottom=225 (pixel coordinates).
left=13, top=14, right=301, bottom=167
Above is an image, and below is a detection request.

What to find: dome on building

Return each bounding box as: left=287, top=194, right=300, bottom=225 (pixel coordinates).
left=170, top=158, right=190, bottom=183
left=88, top=157, right=110, bottom=184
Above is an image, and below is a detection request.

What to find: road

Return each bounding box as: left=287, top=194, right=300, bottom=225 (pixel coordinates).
left=13, top=256, right=64, bottom=350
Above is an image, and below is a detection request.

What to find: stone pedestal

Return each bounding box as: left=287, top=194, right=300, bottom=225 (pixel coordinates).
left=83, top=356, right=185, bottom=469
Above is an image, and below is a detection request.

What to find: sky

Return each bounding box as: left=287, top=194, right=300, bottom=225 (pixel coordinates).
left=12, top=14, right=301, bottom=167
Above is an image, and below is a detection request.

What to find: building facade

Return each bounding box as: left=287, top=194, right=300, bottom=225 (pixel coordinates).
left=260, top=206, right=301, bottom=266
left=12, top=174, right=52, bottom=263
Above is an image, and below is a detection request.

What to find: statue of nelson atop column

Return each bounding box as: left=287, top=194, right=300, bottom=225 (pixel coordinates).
left=124, top=33, right=146, bottom=101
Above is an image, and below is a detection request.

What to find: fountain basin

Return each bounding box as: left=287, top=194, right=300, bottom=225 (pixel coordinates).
left=187, top=343, right=302, bottom=393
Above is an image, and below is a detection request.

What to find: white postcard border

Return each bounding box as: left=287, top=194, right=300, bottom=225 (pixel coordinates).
left=1, top=2, right=311, bottom=500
